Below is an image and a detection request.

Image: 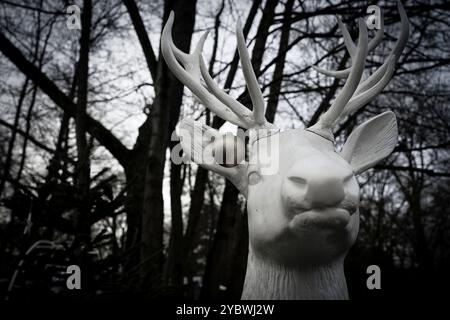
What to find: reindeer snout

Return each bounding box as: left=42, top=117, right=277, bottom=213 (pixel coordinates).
left=305, top=177, right=345, bottom=207
left=284, top=160, right=352, bottom=211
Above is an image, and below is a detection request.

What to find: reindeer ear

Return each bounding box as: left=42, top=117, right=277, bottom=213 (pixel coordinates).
left=178, top=118, right=249, bottom=195
left=340, top=111, right=398, bottom=175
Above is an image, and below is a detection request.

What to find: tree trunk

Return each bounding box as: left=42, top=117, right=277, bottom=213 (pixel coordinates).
left=181, top=0, right=262, bottom=290
left=163, top=159, right=184, bottom=294
left=201, top=181, right=248, bottom=299
left=265, top=0, right=294, bottom=123
left=74, top=0, right=92, bottom=240
left=184, top=0, right=261, bottom=220
left=201, top=0, right=279, bottom=300
left=139, top=0, right=197, bottom=294
left=122, top=0, right=158, bottom=81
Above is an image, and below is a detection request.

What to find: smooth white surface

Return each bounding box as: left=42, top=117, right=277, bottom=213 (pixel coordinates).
left=162, top=3, right=408, bottom=299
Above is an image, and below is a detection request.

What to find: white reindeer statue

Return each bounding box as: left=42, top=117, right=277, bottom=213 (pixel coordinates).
left=161, top=2, right=409, bottom=300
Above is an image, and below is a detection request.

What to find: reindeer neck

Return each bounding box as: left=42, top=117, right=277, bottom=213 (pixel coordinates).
left=241, top=249, right=348, bottom=300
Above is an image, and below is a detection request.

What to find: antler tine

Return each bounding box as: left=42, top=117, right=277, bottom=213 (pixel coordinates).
left=310, top=17, right=359, bottom=77
left=332, top=1, right=409, bottom=124
left=335, top=56, right=396, bottom=124
left=309, top=2, right=409, bottom=130
left=313, top=11, right=384, bottom=79
left=354, top=1, right=409, bottom=95
left=308, top=19, right=368, bottom=139
left=236, top=19, right=267, bottom=126
left=392, top=1, right=409, bottom=60
left=199, top=56, right=251, bottom=120
left=172, top=30, right=208, bottom=84
left=337, top=17, right=357, bottom=59
left=161, top=11, right=250, bottom=128
left=162, top=12, right=276, bottom=130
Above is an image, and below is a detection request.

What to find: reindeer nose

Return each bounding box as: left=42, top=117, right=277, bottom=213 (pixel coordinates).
left=305, top=176, right=345, bottom=208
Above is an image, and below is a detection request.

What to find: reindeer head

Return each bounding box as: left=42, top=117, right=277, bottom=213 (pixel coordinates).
left=162, top=3, right=408, bottom=268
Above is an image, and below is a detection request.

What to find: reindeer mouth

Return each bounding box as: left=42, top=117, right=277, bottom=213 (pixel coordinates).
left=289, top=207, right=352, bottom=229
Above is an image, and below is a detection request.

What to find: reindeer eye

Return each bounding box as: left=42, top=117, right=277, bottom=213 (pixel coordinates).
left=288, top=176, right=307, bottom=185
left=248, top=171, right=261, bottom=185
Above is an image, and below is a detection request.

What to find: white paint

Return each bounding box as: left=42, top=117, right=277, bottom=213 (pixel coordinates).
left=161, top=3, right=409, bottom=300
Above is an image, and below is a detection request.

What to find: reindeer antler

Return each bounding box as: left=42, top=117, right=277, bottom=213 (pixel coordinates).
left=309, top=1, right=409, bottom=140
left=311, top=12, right=385, bottom=79
left=161, top=12, right=274, bottom=130
left=308, top=19, right=369, bottom=140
